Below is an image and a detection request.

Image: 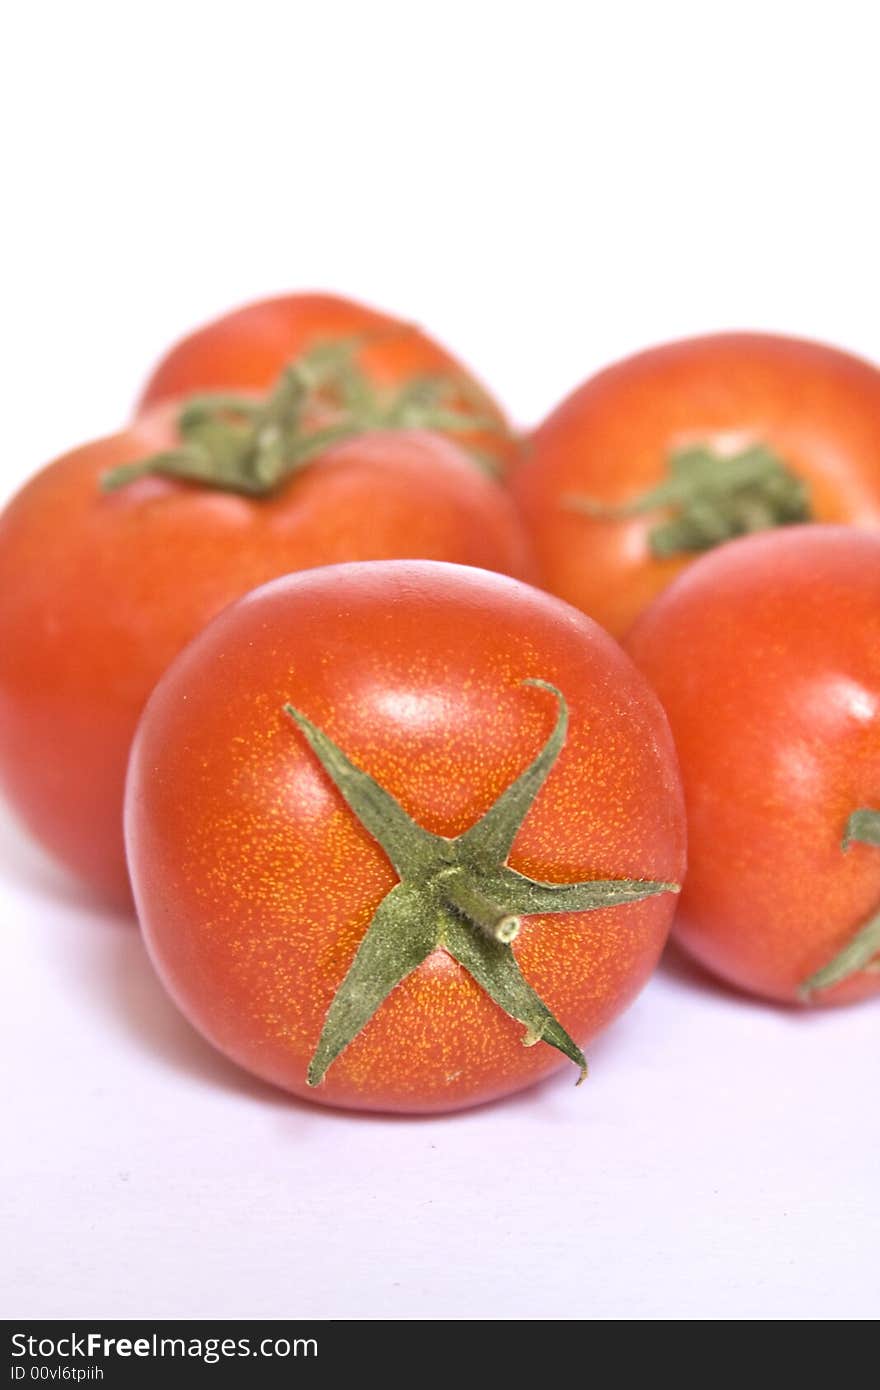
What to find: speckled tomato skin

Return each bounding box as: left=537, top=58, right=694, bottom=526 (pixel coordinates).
left=136, top=291, right=516, bottom=471
left=0, top=423, right=530, bottom=903
left=627, top=526, right=880, bottom=1007
left=512, top=333, right=880, bottom=637
left=126, top=561, right=686, bottom=1113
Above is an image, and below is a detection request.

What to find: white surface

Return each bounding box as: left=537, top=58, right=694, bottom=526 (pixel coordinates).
left=3, top=804, right=878, bottom=1321
left=2, top=0, right=879, bottom=1321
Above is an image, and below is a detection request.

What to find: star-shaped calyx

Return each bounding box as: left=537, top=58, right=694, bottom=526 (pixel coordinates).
left=566, top=442, right=811, bottom=557
left=284, top=679, right=679, bottom=1087
left=101, top=341, right=501, bottom=497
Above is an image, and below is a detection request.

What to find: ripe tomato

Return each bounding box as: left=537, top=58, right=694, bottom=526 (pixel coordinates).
left=126, top=561, right=685, bottom=1113
left=0, top=419, right=530, bottom=904
left=627, top=526, right=880, bottom=1006
left=512, top=333, right=880, bottom=637
left=137, top=292, right=516, bottom=472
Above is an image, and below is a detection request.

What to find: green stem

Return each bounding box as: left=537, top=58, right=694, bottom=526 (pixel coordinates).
left=565, top=442, right=812, bottom=557
left=103, top=342, right=505, bottom=496
left=800, top=807, right=880, bottom=998
left=178, top=393, right=263, bottom=426
left=283, top=681, right=679, bottom=1087
left=439, top=869, right=522, bottom=944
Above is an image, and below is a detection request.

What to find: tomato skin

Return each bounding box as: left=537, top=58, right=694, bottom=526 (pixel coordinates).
left=136, top=291, right=516, bottom=471
left=626, top=526, right=880, bottom=1006
left=125, top=561, right=685, bottom=1113
left=512, top=333, right=880, bottom=637
left=0, top=423, right=530, bottom=903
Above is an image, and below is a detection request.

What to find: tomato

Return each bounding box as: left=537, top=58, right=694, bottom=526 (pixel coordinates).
left=0, top=418, right=531, bottom=904
left=126, top=561, right=685, bottom=1113
left=137, top=291, right=516, bottom=472
left=512, top=333, right=880, bottom=637
left=627, top=525, right=880, bottom=1007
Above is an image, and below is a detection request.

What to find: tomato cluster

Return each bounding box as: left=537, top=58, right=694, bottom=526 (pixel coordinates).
left=2, top=294, right=878, bottom=1114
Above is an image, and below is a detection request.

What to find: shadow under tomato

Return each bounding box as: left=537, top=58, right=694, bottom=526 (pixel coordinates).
left=2, top=799, right=679, bottom=1123
left=0, top=800, right=134, bottom=920
left=100, top=925, right=300, bottom=1105
left=656, top=936, right=865, bottom=1020
left=14, top=819, right=654, bottom=1123
left=656, top=938, right=742, bottom=1001
left=96, top=926, right=854, bottom=1122
left=98, top=925, right=664, bottom=1125
left=115, top=933, right=600, bottom=1124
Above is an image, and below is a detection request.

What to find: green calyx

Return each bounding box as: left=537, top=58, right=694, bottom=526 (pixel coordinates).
left=102, top=341, right=504, bottom=497
left=283, top=680, right=679, bottom=1087
left=566, top=442, right=812, bottom=558
left=800, top=809, right=880, bottom=998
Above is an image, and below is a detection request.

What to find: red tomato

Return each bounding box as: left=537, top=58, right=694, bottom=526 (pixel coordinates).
left=137, top=292, right=516, bottom=472
left=0, top=421, right=530, bottom=903
left=126, top=561, right=685, bottom=1113
left=627, top=526, right=880, bottom=1006
left=512, top=333, right=880, bottom=637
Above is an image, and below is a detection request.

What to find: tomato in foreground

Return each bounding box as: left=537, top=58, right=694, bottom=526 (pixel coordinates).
left=627, top=526, right=880, bottom=1006
left=137, top=291, right=516, bottom=472
left=512, top=333, right=880, bottom=636
left=126, top=562, right=685, bottom=1113
left=0, top=419, right=529, bottom=903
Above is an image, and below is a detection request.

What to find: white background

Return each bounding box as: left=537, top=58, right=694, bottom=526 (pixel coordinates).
left=2, top=0, right=878, bottom=1321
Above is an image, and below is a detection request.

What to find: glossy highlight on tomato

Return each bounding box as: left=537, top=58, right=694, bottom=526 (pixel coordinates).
left=512, top=333, right=880, bottom=636
left=126, top=561, right=686, bottom=1113
left=627, top=526, right=880, bottom=1006
left=0, top=422, right=530, bottom=902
